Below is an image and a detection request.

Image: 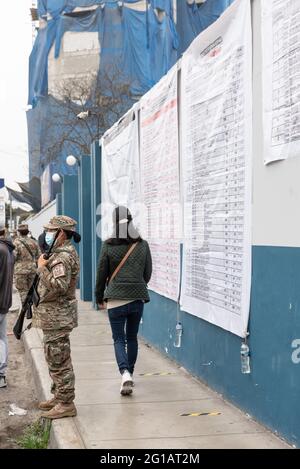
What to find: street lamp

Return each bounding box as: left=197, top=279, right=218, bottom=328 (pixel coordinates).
left=9, top=193, right=13, bottom=231
left=66, top=155, right=80, bottom=167
left=52, top=173, right=63, bottom=183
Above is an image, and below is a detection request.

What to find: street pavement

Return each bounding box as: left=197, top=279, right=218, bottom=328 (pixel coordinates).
left=22, top=294, right=291, bottom=449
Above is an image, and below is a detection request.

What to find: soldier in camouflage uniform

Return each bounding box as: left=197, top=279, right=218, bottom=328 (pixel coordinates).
left=36, top=215, right=80, bottom=419
left=11, top=230, right=18, bottom=242
left=14, top=223, right=40, bottom=305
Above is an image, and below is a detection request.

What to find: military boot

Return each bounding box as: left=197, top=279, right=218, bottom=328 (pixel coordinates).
left=41, top=402, right=77, bottom=419
left=38, top=397, right=59, bottom=411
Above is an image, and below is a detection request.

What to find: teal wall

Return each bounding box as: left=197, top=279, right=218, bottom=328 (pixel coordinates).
left=139, top=246, right=300, bottom=447
left=90, top=142, right=102, bottom=308
left=62, top=175, right=79, bottom=231
left=56, top=193, right=62, bottom=215
left=57, top=176, right=80, bottom=259
left=79, top=155, right=92, bottom=301
left=59, top=175, right=80, bottom=286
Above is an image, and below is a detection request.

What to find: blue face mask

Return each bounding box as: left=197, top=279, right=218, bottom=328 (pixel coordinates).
left=45, top=232, right=55, bottom=246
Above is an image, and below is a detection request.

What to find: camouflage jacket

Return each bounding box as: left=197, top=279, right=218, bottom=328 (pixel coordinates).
left=14, top=236, right=40, bottom=275
left=35, top=240, right=80, bottom=331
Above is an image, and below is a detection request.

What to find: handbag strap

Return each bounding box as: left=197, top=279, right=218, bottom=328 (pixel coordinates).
left=108, top=243, right=138, bottom=285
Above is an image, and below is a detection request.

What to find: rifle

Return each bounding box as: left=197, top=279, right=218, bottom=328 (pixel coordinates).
left=13, top=230, right=61, bottom=340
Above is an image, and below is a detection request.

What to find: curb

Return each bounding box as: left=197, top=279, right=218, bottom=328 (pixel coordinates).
left=23, top=327, right=85, bottom=449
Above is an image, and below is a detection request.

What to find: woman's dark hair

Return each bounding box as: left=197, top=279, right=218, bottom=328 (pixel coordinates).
left=18, top=229, right=29, bottom=236
left=107, top=206, right=142, bottom=245
left=63, top=230, right=81, bottom=243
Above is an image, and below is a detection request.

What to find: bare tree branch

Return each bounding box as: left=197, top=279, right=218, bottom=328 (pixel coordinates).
left=37, top=65, right=134, bottom=168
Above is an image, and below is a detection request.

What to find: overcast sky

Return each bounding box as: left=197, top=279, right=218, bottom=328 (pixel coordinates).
left=0, top=0, right=33, bottom=196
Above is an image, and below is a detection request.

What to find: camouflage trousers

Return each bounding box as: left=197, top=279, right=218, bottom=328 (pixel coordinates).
left=14, top=274, right=35, bottom=306
left=43, top=330, right=75, bottom=404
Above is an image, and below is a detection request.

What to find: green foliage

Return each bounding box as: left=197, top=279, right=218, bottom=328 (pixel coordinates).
left=16, top=418, right=51, bottom=449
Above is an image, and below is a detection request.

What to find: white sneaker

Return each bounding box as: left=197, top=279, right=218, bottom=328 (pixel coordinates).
left=0, top=376, right=7, bottom=388
left=120, top=370, right=133, bottom=396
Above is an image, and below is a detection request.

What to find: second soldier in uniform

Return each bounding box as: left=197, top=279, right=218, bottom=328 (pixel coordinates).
left=13, top=223, right=40, bottom=306
left=35, top=216, right=80, bottom=419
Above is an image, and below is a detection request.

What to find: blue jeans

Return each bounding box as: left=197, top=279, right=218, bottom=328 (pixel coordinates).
left=108, top=300, right=144, bottom=375
left=0, top=314, right=8, bottom=377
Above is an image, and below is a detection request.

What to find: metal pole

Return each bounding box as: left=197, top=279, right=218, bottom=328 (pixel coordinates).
left=9, top=194, right=12, bottom=231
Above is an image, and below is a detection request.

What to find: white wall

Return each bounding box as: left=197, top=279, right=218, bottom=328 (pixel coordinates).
left=252, top=0, right=300, bottom=248
left=26, top=200, right=56, bottom=239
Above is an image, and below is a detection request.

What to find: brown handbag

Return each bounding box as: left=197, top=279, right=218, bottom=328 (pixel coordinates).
left=106, top=242, right=138, bottom=286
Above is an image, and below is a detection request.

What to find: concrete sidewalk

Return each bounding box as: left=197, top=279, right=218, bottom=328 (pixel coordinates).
left=22, top=297, right=290, bottom=449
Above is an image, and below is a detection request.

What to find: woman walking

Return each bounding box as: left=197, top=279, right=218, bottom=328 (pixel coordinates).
left=95, top=206, right=152, bottom=395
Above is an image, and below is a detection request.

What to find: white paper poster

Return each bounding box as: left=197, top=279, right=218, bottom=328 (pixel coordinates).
left=140, top=66, right=181, bottom=302
left=180, top=0, right=252, bottom=337
left=262, top=0, right=300, bottom=164
left=101, top=105, right=140, bottom=229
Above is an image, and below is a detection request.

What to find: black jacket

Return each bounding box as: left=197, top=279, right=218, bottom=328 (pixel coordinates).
left=0, top=237, right=15, bottom=314
left=38, top=231, right=48, bottom=254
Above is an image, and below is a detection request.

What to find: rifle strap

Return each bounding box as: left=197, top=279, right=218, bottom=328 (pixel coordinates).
left=19, top=239, right=35, bottom=260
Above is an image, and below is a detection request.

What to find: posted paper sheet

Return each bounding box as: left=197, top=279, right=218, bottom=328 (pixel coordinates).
left=262, top=0, right=300, bottom=163
left=101, top=106, right=140, bottom=238
left=140, top=66, right=181, bottom=302
left=180, top=0, right=252, bottom=337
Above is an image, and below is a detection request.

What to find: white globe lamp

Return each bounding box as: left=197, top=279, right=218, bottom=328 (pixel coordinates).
left=66, top=155, right=78, bottom=167
left=52, top=173, right=62, bottom=183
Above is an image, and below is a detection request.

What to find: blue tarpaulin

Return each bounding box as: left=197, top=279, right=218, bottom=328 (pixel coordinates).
left=30, top=1, right=178, bottom=105
left=177, top=0, right=234, bottom=55
left=0, top=179, right=4, bottom=190
left=40, top=0, right=68, bottom=19
left=149, top=7, right=178, bottom=85
left=30, top=0, right=233, bottom=185
left=37, top=0, right=173, bottom=17
left=37, top=0, right=48, bottom=18
left=32, top=0, right=233, bottom=106
left=151, top=0, right=172, bottom=14
left=28, top=19, right=57, bottom=107
left=55, top=8, right=100, bottom=58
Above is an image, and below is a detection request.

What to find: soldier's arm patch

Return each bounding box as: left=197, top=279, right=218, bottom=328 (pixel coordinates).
left=52, top=263, right=66, bottom=279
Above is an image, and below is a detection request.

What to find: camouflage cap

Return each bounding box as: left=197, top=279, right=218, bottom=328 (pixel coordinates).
left=17, top=223, right=28, bottom=230
left=44, top=215, right=77, bottom=232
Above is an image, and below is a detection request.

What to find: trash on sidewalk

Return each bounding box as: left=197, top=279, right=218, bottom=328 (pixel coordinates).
left=9, top=404, right=28, bottom=416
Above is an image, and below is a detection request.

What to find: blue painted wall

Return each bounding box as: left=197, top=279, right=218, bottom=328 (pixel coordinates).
left=60, top=175, right=80, bottom=287
left=90, top=142, right=102, bottom=308
left=62, top=175, right=79, bottom=237
left=56, top=193, right=62, bottom=215
left=140, top=246, right=300, bottom=447
left=79, top=155, right=93, bottom=301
